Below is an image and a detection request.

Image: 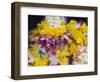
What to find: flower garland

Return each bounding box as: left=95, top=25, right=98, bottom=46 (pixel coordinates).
left=28, top=17, right=88, bottom=66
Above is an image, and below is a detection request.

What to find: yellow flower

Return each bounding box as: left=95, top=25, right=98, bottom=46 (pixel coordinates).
left=29, top=44, right=38, bottom=56
left=40, top=56, right=49, bottom=66
left=62, top=50, right=70, bottom=56
left=65, top=20, right=87, bottom=45
left=35, top=36, right=39, bottom=42
left=58, top=56, right=68, bottom=65
left=72, top=30, right=83, bottom=44
left=83, top=35, right=88, bottom=45
left=68, top=43, right=76, bottom=55
left=32, top=29, right=39, bottom=35
left=38, top=20, right=66, bottom=37
left=33, top=55, right=49, bottom=66
left=67, top=39, right=73, bottom=45
left=56, top=50, right=61, bottom=57
left=33, top=55, right=41, bottom=66
left=56, top=49, right=71, bottom=57
left=76, top=45, right=82, bottom=49
left=79, top=23, right=88, bottom=33
left=65, top=20, right=77, bottom=33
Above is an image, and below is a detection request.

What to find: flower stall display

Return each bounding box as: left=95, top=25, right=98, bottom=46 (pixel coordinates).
left=28, top=16, right=88, bottom=66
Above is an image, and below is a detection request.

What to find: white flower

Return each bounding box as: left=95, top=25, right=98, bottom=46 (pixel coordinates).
left=80, top=52, right=88, bottom=64
left=49, top=55, right=59, bottom=65
left=75, top=21, right=81, bottom=29
left=80, top=46, right=86, bottom=53
left=28, top=52, right=34, bottom=64
left=45, top=16, right=65, bottom=28
left=63, top=34, right=69, bottom=40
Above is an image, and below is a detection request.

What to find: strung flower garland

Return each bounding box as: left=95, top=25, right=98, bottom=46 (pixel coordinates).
left=28, top=16, right=88, bottom=66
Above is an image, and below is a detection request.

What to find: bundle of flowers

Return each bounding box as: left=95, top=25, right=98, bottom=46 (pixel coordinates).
left=28, top=16, right=88, bottom=66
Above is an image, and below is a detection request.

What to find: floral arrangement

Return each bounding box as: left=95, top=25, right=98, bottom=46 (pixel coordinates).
left=28, top=16, right=88, bottom=66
